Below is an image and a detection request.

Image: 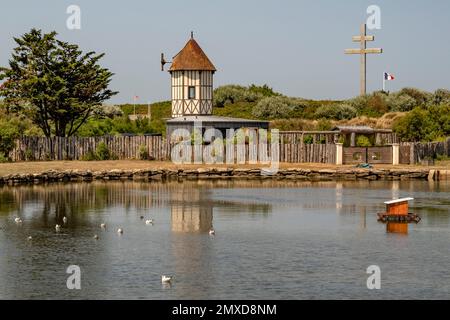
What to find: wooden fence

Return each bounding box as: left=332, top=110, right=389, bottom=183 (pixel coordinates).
left=9, top=136, right=168, bottom=161
left=8, top=136, right=449, bottom=165
left=402, top=138, right=450, bottom=164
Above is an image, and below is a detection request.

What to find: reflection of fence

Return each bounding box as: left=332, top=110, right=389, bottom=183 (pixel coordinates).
left=343, top=147, right=393, bottom=164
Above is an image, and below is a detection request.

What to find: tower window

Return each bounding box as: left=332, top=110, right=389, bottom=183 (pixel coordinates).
left=188, top=86, right=196, bottom=99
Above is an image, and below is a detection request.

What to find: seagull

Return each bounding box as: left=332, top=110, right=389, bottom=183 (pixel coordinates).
left=209, top=229, right=215, bottom=236
left=100, top=223, right=106, bottom=229
left=161, top=275, right=172, bottom=283
left=145, top=219, right=154, bottom=225
left=15, top=217, right=23, bottom=224
left=117, top=228, right=123, bottom=234
left=94, top=235, right=99, bottom=240
left=27, top=236, right=33, bottom=241
left=55, top=224, right=61, bottom=232
left=63, top=216, right=68, bottom=224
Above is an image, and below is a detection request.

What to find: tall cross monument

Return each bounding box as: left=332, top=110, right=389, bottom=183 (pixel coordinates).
left=345, top=24, right=382, bottom=95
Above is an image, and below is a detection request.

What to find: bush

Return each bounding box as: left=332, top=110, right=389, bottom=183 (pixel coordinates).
left=81, top=142, right=116, bottom=161
left=315, top=104, right=357, bottom=120
left=433, top=89, right=450, bottom=105
left=303, top=135, right=313, bottom=144
left=252, top=96, right=293, bottom=119
left=213, top=85, right=261, bottom=107
left=393, top=107, right=436, bottom=142
left=138, top=144, right=149, bottom=160
left=0, top=118, right=20, bottom=161
left=96, top=142, right=112, bottom=160
left=396, top=87, right=431, bottom=106
left=213, top=84, right=281, bottom=108
left=386, top=94, right=417, bottom=112
left=356, top=135, right=372, bottom=147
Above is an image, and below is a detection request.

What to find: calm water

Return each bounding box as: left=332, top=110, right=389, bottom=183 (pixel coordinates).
left=0, top=179, right=449, bottom=300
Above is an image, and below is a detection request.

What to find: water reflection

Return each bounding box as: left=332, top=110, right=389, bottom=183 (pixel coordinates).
left=0, top=180, right=449, bottom=299
left=386, top=222, right=409, bottom=235
left=170, top=187, right=213, bottom=233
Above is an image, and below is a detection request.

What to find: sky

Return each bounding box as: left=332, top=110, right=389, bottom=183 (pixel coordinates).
left=0, top=0, right=449, bottom=104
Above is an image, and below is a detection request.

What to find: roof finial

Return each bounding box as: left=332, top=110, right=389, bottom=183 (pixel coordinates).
left=191, top=31, right=194, bottom=39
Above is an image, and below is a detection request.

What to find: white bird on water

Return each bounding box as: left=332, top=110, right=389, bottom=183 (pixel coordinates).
left=55, top=224, right=61, bottom=232
left=145, top=219, right=154, bottom=225
left=15, top=217, right=23, bottom=224
left=161, top=275, right=172, bottom=283
left=117, top=228, right=123, bottom=234
left=100, top=223, right=106, bottom=229
left=209, top=229, right=215, bottom=236
left=63, top=216, right=68, bottom=224
left=27, top=236, right=33, bottom=241
left=94, top=234, right=99, bottom=240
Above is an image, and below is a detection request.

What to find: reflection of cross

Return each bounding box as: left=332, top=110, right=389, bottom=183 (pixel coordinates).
left=345, top=24, right=382, bottom=95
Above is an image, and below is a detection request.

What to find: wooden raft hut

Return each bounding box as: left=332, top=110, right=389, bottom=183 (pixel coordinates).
left=377, top=198, right=421, bottom=223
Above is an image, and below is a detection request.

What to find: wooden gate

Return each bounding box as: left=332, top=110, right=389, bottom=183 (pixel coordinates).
left=343, top=146, right=393, bottom=164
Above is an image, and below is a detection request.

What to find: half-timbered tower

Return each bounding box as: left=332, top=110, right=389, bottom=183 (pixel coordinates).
left=169, top=35, right=216, bottom=118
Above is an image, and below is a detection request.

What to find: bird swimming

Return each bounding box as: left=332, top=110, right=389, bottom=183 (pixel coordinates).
left=117, top=228, right=123, bottom=234
left=55, top=224, right=61, bottom=232
left=63, top=216, right=68, bottom=224
left=100, top=223, right=106, bottom=229
left=161, top=275, right=172, bottom=283
left=209, top=229, right=215, bottom=236
left=145, top=219, right=154, bottom=225
left=15, top=217, right=23, bottom=224
left=94, top=234, right=99, bottom=240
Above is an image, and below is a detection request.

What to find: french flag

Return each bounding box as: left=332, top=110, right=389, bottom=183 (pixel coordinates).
left=384, top=72, right=395, bottom=81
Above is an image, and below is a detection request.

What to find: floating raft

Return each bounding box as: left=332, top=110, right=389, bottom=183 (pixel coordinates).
left=377, top=213, right=421, bottom=223
left=377, top=198, right=421, bottom=224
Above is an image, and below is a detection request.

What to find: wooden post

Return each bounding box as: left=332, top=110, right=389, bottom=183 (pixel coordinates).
left=345, top=24, right=383, bottom=95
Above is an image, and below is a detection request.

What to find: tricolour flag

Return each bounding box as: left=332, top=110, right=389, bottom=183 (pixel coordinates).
left=384, top=72, right=395, bottom=81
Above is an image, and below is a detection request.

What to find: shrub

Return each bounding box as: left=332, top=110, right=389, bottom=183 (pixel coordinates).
left=303, top=135, right=313, bottom=144
left=213, top=85, right=261, bottom=107
left=252, top=96, right=293, bottom=119
left=316, top=119, right=333, bottom=131
left=386, top=94, right=417, bottom=112
left=315, top=104, right=357, bottom=120
left=393, top=107, right=436, bottom=142
left=96, top=142, right=114, bottom=160
left=138, top=144, right=149, bottom=160
left=396, top=87, right=431, bottom=106
left=0, top=118, right=20, bottom=161
left=432, top=89, right=450, bottom=105
left=356, top=135, right=372, bottom=147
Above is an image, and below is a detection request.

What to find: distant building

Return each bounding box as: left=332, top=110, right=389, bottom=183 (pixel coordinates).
left=165, top=34, right=269, bottom=141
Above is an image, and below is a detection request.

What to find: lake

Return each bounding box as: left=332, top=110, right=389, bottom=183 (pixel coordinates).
left=0, top=179, right=449, bottom=299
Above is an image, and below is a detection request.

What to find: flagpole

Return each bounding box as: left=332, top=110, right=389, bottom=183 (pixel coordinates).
left=133, top=95, right=136, bottom=119
left=148, top=102, right=151, bottom=126
left=382, top=71, right=386, bottom=92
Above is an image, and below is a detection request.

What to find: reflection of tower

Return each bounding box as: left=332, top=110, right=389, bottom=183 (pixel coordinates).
left=391, top=180, right=400, bottom=200
left=171, top=187, right=213, bottom=233
left=335, top=182, right=343, bottom=212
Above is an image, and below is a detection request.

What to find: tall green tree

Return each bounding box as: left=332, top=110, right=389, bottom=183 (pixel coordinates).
left=0, top=29, right=117, bottom=137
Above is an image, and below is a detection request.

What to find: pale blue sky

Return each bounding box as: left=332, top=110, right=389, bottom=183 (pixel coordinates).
left=0, top=0, right=449, bottom=103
